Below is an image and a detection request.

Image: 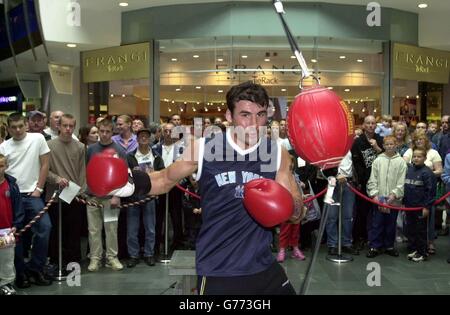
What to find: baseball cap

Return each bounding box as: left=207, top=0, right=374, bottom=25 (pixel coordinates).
left=27, top=110, right=45, bottom=119
left=136, top=128, right=151, bottom=137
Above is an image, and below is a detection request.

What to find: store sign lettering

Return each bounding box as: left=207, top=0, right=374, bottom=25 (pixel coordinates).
left=393, top=43, right=450, bottom=84
left=82, top=43, right=150, bottom=83
left=224, top=64, right=302, bottom=75
left=0, top=96, right=17, bottom=104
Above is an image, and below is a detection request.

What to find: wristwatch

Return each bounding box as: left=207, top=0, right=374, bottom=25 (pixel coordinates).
left=35, top=187, right=44, bottom=193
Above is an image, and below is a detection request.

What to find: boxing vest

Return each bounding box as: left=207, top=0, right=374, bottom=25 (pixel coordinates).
left=196, top=129, right=280, bottom=277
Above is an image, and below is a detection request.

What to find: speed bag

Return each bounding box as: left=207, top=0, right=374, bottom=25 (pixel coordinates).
left=287, top=86, right=355, bottom=170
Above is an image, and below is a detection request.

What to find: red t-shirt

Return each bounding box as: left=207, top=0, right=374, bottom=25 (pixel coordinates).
left=0, top=180, right=13, bottom=229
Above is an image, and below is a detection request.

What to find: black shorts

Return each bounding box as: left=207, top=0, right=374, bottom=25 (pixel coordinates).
left=197, top=261, right=296, bottom=295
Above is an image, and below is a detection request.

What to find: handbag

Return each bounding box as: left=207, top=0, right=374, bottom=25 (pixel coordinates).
left=301, top=181, right=322, bottom=224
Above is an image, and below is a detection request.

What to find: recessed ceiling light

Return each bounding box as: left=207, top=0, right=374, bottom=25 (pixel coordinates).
left=339, top=56, right=346, bottom=59
left=110, top=94, right=114, bottom=98
left=357, top=59, right=363, bottom=63
left=241, top=55, right=248, bottom=59
left=418, top=3, right=428, bottom=9
left=217, top=58, right=224, bottom=62
left=205, top=108, right=208, bottom=112
left=168, top=108, right=172, bottom=112
left=218, top=90, right=223, bottom=93
left=328, top=87, right=333, bottom=90
left=175, top=88, right=181, bottom=92
left=195, top=86, right=201, bottom=89
left=193, top=55, right=199, bottom=58
left=281, top=88, right=287, bottom=92
left=180, top=108, right=184, bottom=112
left=122, top=94, right=126, bottom=97
left=66, top=43, right=77, bottom=48
left=264, top=58, right=270, bottom=62
left=119, top=2, right=129, bottom=7
left=311, top=59, right=318, bottom=63
left=193, top=108, right=196, bottom=112
left=184, top=101, right=187, bottom=104
left=196, top=102, right=200, bottom=105
left=218, top=108, right=221, bottom=112
left=290, top=55, right=296, bottom=59
left=344, top=88, right=350, bottom=92
left=171, top=58, right=177, bottom=62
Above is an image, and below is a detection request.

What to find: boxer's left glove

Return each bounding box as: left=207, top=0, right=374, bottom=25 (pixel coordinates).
left=86, top=148, right=129, bottom=197
left=243, top=178, right=294, bottom=228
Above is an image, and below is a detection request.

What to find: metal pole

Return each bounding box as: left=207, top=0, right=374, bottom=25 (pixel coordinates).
left=160, top=193, right=171, bottom=264
left=54, top=197, right=67, bottom=281
left=326, top=183, right=352, bottom=263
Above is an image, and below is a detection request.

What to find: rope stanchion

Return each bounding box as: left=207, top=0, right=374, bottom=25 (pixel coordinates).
left=347, top=183, right=450, bottom=211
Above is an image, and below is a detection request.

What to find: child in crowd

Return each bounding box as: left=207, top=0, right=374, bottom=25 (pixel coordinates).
left=375, top=115, right=393, bottom=137
left=366, top=136, right=407, bottom=258
left=277, top=155, right=306, bottom=262
left=404, top=149, right=436, bottom=262
left=0, top=154, right=24, bottom=295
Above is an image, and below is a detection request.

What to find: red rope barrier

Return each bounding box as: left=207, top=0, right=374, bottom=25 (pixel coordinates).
left=304, top=188, right=327, bottom=204
left=176, top=184, right=201, bottom=200
left=347, top=183, right=450, bottom=211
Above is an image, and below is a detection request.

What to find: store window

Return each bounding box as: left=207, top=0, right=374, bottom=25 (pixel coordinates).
left=159, top=36, right=385, bottom=126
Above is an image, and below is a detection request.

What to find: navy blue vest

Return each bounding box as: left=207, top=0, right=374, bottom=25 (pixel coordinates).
left=196, top=130, right=279, bottom=277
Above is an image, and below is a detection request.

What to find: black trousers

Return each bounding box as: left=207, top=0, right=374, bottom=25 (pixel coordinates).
left=405, top=210, right=428, bottom=255
left=197, top=261, right=296, bottom=295
left=353, top=184, right=373, bottom=244
left=48, top=201, right=84, bottom=265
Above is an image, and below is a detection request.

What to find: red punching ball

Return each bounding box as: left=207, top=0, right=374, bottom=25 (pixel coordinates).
left=243, top=178, right=294, bottom=228
left=287, top=86, right=355, bottom=170
left=86, top=148, right=129, bottom=197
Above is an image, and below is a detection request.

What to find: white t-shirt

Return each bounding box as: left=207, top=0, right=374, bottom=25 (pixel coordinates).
left=0, top=133, right=50, bottom=193
left=135, top=149, right=155, bottom=172
left=403, top=148, right=442, bottom=170
left=162, top=144, right=175, bottom=167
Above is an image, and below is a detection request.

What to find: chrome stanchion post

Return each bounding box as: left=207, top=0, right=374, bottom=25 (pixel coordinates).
left=160, top=193, right=171, bottom=264
left=326, top=183, right=352, bottom=263
left=55, top=194, right=67, bottom=281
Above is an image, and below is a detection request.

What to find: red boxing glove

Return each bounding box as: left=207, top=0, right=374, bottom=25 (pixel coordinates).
left=243, top=178, right=294, bottom=228
left=87, top=148, right=128, bottom=197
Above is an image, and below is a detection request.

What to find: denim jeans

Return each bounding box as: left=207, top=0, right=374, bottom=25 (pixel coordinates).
left=326, top=183, right=355, bottom=248
left=15, top=196, right=52, bottom=274
left=369, top=208, right=399, bottom=249
left=127, top=200, right=156, bottom=258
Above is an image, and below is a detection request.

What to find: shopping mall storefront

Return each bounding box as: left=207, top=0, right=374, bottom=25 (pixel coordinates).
left=80, top=1, right=450, bottom=126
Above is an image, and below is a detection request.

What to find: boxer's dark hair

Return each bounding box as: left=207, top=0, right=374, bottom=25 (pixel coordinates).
left=7, top=112, right=26, bottom=126
left=226, top=81, right=269, bottom=114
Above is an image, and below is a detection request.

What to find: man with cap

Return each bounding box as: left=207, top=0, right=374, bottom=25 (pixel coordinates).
left=28, top=111, right=51, bottom=141
left=125, top=128, right=164, bottom=267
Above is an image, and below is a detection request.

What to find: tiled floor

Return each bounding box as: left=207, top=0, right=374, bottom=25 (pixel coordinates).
left=16, top=236, right=450, bottom=295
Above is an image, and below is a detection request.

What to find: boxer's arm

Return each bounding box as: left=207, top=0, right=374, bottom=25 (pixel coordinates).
left=148, top=137, right=198, bottom=196
left=275, top=148, right=303, bottom=223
